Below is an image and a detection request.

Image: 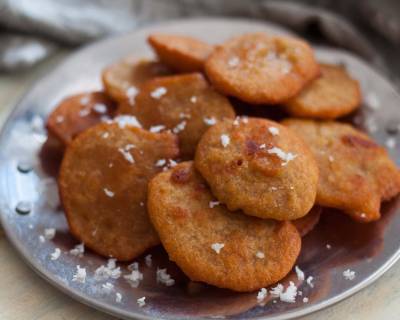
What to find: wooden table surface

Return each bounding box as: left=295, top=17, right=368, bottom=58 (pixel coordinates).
left=0, top=52, right=399, bottom=320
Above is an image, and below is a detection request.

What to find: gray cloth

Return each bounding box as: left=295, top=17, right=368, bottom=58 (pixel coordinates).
left=0, top=0, right=399, bottom=81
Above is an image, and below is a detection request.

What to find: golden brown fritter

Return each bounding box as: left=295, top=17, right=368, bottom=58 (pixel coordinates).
left=120, top=73, right=235, bottom=159
left=46, top=91, right=116, bottom=146
left=148, top=161, right=301, bottom=292
left=102, top=58, right=170, bottom=105
left=205, top=33, right=320, bottom=104
left=59, top=123, right=179, bottom=260
left=195, top=117, right=319, bottom=220
left=148, top=33, right=213, bottom=72
left=292, top=206, right=322, bottom=237
left=283, top=119, right=400, bottom=222
left=284, top=64, right=361, bottom=119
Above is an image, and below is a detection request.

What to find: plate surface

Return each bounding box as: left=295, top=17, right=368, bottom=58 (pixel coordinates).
left=0, top=18, right=400, bottom=320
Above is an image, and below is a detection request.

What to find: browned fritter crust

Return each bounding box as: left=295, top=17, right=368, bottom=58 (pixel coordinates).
left=148, top=34, right=213, bottom=73
left=102, top=58, right=171, bottom=105
left=46, top=92, right=116, bottom=146
left=148, top=161, right=301, bottom=292
left=292, top=206, right=322, bottom=237
left=120, top=73, right=235, bottom=159
left=283, top=119, right=400, bottom=222
left=284, top=64, right=361, bottom=119
left=195, top=117, right=319, bottom=220
left=59, top=123, right=179, bottom=261
left=205, top=33, right=320, bottom=104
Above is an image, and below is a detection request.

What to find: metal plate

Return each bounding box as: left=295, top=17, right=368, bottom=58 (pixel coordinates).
left=0, top=18, right=399, bottom=320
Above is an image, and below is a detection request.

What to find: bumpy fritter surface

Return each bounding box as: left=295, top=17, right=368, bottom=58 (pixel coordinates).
left=292, top=206, right=322, bottom=237
left=283, top=119, right=400, bottom=222
left=120, top=73, right=235, bottom=159
left=284, top=64, right=361, bottom=119
left=205, top=33, right=320, bottom=104
left=148, top=33, right=213, bottom=72
left=46, top=92, right=116, bottom=146
left=195, top=117, right=319, bottom=220
left=102, top=58, right=170, bottom=105
left=59, top=123, right=179, bottom=260
left=148, top=161, right=301, bottom=292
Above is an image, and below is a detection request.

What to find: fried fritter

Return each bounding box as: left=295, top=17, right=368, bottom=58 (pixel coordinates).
left=283, top=119, right=400, bottom=222
left=148, top=161, right=301, bottom=292
left=195, top=117, right=319, bottom=220
left=46, top=91, right=116, bottom=146
left=120, top=73, right=235, bottom=158
left=292, top=206, right=322, bottom=237
left=102, top=58, right=170, bottom=105
left=284, top=64, right=361, bottom=119
left=205, top=33, right=320, bottom=104
left=59, top=123, right=179, bottom=260
left=148, top=33, right=213, bottom=72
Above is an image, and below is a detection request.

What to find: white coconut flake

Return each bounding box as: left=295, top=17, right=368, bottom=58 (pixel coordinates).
left=343, top=269, right=356, bottom=281
left=104, top=188, right=115, bottom=197
left=137, top=296, right=146, bottom=307
left=155, top=159, right=166, bottom=167
left=94, top=260, right=121, bottom=281
left=70, top=243, right=85, bottom=257
left=126, top=86, right=138, bottom=104
left=204, top=117, right=217, bottom=126
left=118, top=148, right=135, bottom=164
left=386, top=137, right=396, bottom=149
left=280, top=281, right=297, bottom=303
left=256, top=251, right=265, bottom=259
left=220, top=134, right=230, bottom=147
left=102, top=282, right=114, bottom=294
left=113, top=115, right=142, bottom=128
left=270, top=284, right=284, bottom=296
left=55, top=115, right=64, bottom=123
left=50, top=248, right=61, bottom=260
left=295, top=265, right=305, bottom=281
left=93, top=103, right=107, bottom=114
left=172, top=121, right=186, bottom=134
left=150, top=125, right=166, bottom=133
left=124, top=269, right=143, bottom=288
left=228, top=56, right=240, bottom=67
left=72, top=265, right=86, bottom=283
left=268, top=127, right=279, bottom=136
left=328, top=155, right=335, bottom=162
left=79, top=108, right=90, bottom=117
left=211, top=243, right=224, bottom=254
left=44, top=228, right=56, bottom=240
left=190, top=96, right=197, bottom=103
left=102, top=132, right=109, bottom=139
left=267, top=147, right=297, bottom=166
left=168, top=159, right=177, bottom=167
left=306, top=276, right=314, bottom=288
left=150, top=87, right=167, bottom=99
left=145, top=254, right=152, bottom=267
left=257, top=288, right=267, bottom=304
left=116, top=292, right=123, bottom=303
left=80, top=95, right=90, bottom=105
left=209, top=201, right=220, bottom=208
left=157, top=268, right=175, bottom=286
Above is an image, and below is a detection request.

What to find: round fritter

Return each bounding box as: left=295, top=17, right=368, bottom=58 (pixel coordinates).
left=102, top=58, right=170, bottom=104
left=59, top=123, right=179, bottom=261
left=120, top=73, right=235, bottom=159
left=292, top=206, right=322, bottom=237
left=284, top=64, right=361, bottom=119
left=148, top=33, right=213, bottom=72
left=148, top=161, right=301, bottom=292
left=205, top=33, right=320, bottom=104
left=283, top=119, right=400, bottom=222
left=46, top=92, right=116, bottom=146
left=195, top=117, right=319, bottom=220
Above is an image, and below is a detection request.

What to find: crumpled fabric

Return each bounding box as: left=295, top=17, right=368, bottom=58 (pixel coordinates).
left=0, top=0, right=399, bottom=79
